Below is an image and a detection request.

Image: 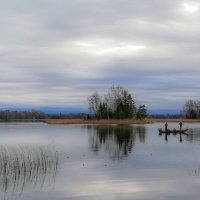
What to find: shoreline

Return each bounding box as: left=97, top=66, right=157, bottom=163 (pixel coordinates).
left=45, top=118, right=200, bottom=125
left=45, top=119, right=154, bottom=125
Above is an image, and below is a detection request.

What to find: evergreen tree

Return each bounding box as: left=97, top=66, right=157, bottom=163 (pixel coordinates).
left=136, top=105, right=147, bottom=119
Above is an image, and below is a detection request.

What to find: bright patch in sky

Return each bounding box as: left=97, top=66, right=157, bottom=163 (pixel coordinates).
left=74, top=42, right=94, bottom=47
left=182, top=2, right=199, bottom=13
left=94, top=45, right=146, bottom=56
left=75, top=40, right=146, bottom=57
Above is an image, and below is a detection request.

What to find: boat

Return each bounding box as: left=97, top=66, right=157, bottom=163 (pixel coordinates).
left=158, top=128, right=188, bottom=135
left=158, top=122, right=189, bottom=135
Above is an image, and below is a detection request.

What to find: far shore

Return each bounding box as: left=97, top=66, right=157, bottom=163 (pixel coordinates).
left=45, top=118, right=200, bottom=125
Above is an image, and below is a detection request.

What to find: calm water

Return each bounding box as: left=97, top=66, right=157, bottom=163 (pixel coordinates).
left=0, top=123, right=200, bottom=199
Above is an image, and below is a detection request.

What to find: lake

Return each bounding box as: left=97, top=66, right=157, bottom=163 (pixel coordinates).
left=0, top=122, right=200, bottom=200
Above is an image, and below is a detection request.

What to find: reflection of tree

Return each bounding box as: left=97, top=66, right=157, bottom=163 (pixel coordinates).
left=186, top=129, right=200, bottom=143
left=188, top=166, right=200, bottom=177
left=0, top=145, right=59, bottom=200
left=88, top=125, right=146, bottom=160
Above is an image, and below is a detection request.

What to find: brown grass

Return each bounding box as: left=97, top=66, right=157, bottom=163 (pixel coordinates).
left=45, top=119, right=155, bottom=125
left=154, top=118, right=200, bottom=123
left=45, top=118, right=200, bottom=125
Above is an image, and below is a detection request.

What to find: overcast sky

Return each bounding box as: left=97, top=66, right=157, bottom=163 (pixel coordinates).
left=0, top=0, right=200, bottom=113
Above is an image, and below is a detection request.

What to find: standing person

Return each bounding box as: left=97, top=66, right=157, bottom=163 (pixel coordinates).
left=179, top=122, right=183, bottom=131
left=165, top=122, right=168, bottom=132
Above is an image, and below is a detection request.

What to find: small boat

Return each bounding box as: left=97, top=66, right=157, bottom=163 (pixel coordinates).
left=158, top=122, right=188, bottom=135
left=158, top=128, right=188, bottom=135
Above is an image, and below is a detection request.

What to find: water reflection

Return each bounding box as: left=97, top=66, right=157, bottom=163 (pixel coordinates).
left=188, top=167, right=200, bottom=177
left=159, top=132, right=188, bottom=143
left=159, top=128, right=200, bottom=143
left=186, top=129, right=200, bottom=143
left=87, top=125, right=146, bottom=160
left=0, top=145, right=58, bottom=200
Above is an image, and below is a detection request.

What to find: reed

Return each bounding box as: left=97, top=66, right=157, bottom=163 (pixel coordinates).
left=0, top=145, right=59, bottom=199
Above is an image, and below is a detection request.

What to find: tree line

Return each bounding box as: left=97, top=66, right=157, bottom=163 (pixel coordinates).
left=0, top=110, right=87, bottom=121
left=88, top=85, right=147, bottom=119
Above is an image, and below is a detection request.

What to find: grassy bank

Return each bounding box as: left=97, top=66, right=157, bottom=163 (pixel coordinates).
left=45, top=119, right=154, bottom=125
left=154, top=118, right=200, bottom=123
left=45, top=118, right=200, bottom=125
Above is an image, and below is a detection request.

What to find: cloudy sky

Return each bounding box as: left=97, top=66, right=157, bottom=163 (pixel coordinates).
left=0, top=0, right=200, bottom=113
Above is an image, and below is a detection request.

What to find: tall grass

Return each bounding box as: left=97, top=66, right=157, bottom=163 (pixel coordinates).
left=0, top=145, right=59, bottom=199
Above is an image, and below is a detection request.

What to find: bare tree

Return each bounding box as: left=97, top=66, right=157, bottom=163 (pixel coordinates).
left=88, top=92, right=102, bottom=118
left=183, top=100, right=200, bottom=119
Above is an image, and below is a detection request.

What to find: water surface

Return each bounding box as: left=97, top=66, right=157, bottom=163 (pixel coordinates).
left=0, top=122, right=200, bottom=199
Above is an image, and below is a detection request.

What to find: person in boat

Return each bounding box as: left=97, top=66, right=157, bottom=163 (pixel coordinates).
left=179, top=122, right=183, bottom=130
left=165, top=122, right=168, bottom=132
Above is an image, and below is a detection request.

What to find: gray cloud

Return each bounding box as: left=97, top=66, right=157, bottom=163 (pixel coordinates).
left=0, top=0, right=200, bottom=111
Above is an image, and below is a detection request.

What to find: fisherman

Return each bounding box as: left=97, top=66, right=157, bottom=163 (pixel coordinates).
left=165, top=122, right=168, bottom=132
left=179, top=122, right=183, bottom=130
